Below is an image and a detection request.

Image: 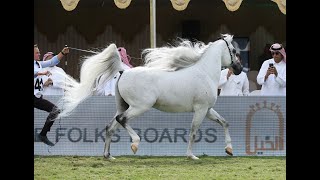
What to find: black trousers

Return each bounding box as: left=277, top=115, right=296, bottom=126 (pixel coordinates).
left=34, top=95, right=60, bottom=136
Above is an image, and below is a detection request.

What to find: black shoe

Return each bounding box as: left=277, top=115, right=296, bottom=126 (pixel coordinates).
left=38, top=134, right=54, bottom=146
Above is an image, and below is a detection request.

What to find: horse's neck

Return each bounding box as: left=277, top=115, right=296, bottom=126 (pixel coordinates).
left=195, top=43, right=222, bottom=82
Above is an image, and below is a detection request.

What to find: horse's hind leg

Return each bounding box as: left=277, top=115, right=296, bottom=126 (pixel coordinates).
left=206, top=108, right=233, bottom=156
left=104, top=117, right=121, bottom=160
left=104, top=87, right=129, bottom=160
left=186, top=108, right=207, bottom=160
left=116, top=106, right=151, bottom=154
left=122, top=124, right=140, bottom=154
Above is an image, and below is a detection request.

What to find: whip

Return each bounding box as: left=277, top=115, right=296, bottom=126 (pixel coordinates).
left=65, top=45, right=98, bottom=54
left=65, top=45, right=142, bottom=60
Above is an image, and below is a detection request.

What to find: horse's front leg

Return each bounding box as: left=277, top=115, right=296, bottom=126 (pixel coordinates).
left=104, top=118, right=121, bottom=160
left=186, top=108, right=207, bottom=160
left=206, top=108, right=233, bottom=156
left=116, top=106, right=150, bottom=154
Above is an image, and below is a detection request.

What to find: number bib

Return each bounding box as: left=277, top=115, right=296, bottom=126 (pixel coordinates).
left=34, top=76, right=44, bottom=92
left=34, top=76, right=44, bottom=98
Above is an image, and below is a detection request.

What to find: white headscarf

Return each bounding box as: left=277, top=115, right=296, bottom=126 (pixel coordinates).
left=270, top=43, right=286, bottom=63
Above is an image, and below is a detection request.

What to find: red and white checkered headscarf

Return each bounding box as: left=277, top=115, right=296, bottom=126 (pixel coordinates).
left=269, top=43, right=286, bottom=63
left=118, top=47, right=133, bottom=68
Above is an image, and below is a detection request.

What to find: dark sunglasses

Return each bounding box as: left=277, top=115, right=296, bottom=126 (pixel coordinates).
left=271, top=51, right=280, bottom=56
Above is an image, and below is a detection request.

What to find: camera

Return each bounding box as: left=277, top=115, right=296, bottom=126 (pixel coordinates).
left=269, top=63, right=274, bottom=67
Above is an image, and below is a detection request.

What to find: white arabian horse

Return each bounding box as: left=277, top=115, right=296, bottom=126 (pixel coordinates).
left=57, top=34, right=243, bottom=160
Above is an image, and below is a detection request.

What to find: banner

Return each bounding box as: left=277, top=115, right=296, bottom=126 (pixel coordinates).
left=34, top=96, right=286, bottom=156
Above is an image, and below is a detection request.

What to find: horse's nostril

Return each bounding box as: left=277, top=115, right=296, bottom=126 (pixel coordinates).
left=232, top=49, right=236, bottom=54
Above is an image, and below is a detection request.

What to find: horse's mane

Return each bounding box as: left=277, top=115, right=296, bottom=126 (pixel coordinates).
left=142, top=39, right=209, bottom=71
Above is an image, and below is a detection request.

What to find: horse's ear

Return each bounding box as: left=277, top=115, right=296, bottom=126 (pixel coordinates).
left=222, top=34, right=233, bottom=43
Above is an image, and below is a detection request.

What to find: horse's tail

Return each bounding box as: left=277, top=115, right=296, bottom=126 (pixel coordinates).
left=57, top=43, right=122, bottom=118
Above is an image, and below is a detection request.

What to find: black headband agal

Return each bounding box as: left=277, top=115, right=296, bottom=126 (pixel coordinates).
left=271, top=44, right=283, bottom=51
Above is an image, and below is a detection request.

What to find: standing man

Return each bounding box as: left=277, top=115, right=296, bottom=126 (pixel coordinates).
left=34, top=44, right=69, bottom=146
left=256, top=43, right=286, bottom=96
left=94, top=47, right=133, bottom=96
left=218, top=53, right=250, bottom=96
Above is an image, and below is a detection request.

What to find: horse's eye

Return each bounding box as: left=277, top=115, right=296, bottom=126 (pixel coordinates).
left=232, top=49, right=236, bottom=54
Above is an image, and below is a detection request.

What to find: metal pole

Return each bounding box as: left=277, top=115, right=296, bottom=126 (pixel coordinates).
left=64, top=45, right=68, bottom=73
left=150, top=0, right=156, bottom=48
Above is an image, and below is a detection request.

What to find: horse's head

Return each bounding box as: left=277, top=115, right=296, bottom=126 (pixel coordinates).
left=220, top=34, right=243, bottom=75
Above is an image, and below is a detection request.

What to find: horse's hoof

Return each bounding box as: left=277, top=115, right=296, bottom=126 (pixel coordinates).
left=131, top=143, right=138, bottom=154
left=225, top=147, right=233, bottom=156
left=104, top=154, right=116, bottom=160
left=187, top=155, right=200, bottom=160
